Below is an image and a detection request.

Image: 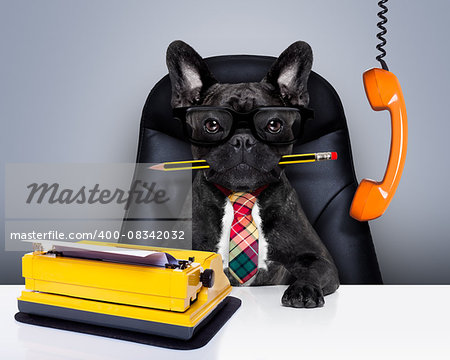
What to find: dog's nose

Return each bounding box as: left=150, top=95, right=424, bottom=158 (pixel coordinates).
left=229, top=133, right=257, bottom=150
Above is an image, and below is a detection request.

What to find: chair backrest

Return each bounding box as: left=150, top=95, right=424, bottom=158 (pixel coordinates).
left=127, top=55, right=383, bottom=284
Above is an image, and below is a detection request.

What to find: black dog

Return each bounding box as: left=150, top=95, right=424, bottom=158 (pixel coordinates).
left=167, top=40, right=339, bottom=308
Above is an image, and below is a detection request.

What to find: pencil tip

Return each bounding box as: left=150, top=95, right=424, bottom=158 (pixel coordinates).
left=149, top=163, right=165, bottom=171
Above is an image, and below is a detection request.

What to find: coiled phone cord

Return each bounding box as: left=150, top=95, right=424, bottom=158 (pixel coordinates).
left=376, top=0, right=389, bottom=71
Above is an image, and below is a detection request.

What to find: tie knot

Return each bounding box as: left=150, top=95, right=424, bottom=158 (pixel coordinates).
left=228, top=192, right=256, bottom=217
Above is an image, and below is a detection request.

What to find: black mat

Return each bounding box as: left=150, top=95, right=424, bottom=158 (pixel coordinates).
left=15, top=296, right=241, bottom=350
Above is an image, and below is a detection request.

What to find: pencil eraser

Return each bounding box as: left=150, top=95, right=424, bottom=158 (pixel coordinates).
left=331, top=152, right=338, bottom=160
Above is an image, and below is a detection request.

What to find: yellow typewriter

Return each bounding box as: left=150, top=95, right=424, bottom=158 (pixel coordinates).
left=17, top=241, right=232, bottom=340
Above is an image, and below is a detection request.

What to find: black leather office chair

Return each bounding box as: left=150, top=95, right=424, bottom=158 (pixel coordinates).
left=123, top=55, right=383, bottom=284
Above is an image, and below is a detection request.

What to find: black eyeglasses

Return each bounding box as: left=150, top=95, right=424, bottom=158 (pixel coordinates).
left=173, top=106, right=314, bottom=146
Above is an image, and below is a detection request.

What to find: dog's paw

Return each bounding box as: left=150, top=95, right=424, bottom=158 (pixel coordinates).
left=281, top=283, right=324, bottom=308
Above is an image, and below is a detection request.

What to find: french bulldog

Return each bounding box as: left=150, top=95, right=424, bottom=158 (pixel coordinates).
left=166, top=40, right=339, bottom=308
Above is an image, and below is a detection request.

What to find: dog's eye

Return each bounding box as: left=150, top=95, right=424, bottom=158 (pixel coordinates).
left=204, top=118, right=221, bottom=134
left=266, top=119, right=283, bottom=134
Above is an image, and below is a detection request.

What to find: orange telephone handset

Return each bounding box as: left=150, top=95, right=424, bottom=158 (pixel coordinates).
left=350, top=68, right=408, bottom=221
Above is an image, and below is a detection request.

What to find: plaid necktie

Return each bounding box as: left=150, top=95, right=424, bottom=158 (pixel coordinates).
left=215, top=184, right=267, bottom=284
left=227, top=191, right=260, bottom=284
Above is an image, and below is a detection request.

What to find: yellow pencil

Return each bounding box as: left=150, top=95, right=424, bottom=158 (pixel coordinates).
left=149, top=152, right=337, bottom=171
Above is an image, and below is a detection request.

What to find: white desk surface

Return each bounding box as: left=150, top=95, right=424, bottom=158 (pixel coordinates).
left=1, top=285, right=449, bottom=360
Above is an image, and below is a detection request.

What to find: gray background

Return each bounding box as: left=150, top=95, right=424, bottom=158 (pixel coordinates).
left=1, top=0, right=449, bottom=284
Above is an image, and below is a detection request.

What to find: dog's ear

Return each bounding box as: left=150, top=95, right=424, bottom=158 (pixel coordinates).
left=263, top=41, right=313, bottom=106
left=166, top=40, right=217, bottom=107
